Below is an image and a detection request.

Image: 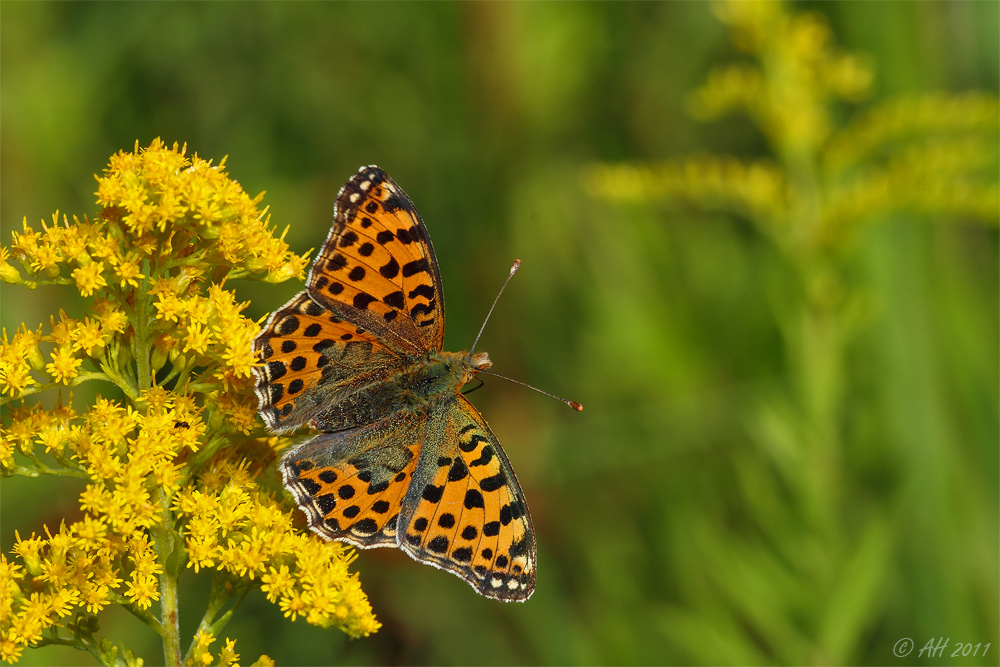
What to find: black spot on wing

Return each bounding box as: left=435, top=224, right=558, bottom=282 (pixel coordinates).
left=383, top=291, right=405, bottom=309
left=408, top=284, right=435, bottom=300
left=327, top=254, right=348, bottom=271
left=402, top=258, right=430, bottom=278
left=422, top=484, right=444, bottom=503
left=448, top=458, right=469, bottom=482
left=380, top=257, right=400, bottom=279
left=480, top=474, right=505, bottom=492
left=459, top=433, right=488, bottom=453
left=353, top=293, right=376, bottom=310
left=276, top=316, right=299, bottom=335
left=410, top=301, right=435, bottom=319
left=299, top=478, right=321, bottom=495
left=469, top=446, right=494, bottom=467
left=464, top=489, right=484, bottom=509
left=427, top=536, right=449, bottom=553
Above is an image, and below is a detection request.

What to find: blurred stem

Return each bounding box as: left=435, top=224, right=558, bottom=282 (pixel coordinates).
left=778, top=129, right=844, bottom=537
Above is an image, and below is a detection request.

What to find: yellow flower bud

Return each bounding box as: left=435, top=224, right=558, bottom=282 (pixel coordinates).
left=26, top=344, right=46, bottom=373
left=151, top=345, right=169, bottom=372
left=0, top=260, right=23, bottom=284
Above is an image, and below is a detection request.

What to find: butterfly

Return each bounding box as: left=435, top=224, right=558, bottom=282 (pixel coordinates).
left=252, top=166, right=535, bottom=600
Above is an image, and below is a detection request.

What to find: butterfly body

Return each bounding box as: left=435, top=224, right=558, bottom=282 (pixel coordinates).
left=305, top=349, right=491, bottom=431
left=253, top=166, right=535, bottom=600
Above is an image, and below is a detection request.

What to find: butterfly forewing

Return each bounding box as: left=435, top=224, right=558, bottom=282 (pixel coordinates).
left=308, top=166, right=445, bottom=355
left=252, top=293, right=400, bottom=431
left=399, top=396, right=535, bottom=601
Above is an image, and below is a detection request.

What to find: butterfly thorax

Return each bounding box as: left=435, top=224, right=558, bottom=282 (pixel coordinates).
left=394, top=350, right=492, bottom=411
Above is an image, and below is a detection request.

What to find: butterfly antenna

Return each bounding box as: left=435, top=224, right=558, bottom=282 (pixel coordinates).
left=470, top=259, right=521, bottom=355
left=470, top=259, right=583, bottom=412
left=480, top=369, right=584, bottom=412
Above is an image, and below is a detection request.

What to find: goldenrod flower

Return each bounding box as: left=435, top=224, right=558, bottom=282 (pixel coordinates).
left=2, top=140, right=374, bottom=666
left=45, top=346, right=82, bottom=385
left=71, top=317, right=105, bottom=357
left=71, top=261, right=107, bottom=297
left=112, top=250, right=145, bottom=288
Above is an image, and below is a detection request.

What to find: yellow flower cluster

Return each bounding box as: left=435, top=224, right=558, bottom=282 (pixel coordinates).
left=174, top=460, right=380, bottom=637
left=150, top=282, right=259, bottom=393
left=0, top=303, right=127, bottom=397
left=92, top=139, right=308, bottom=282
left=687, top=0, right=873, bottom=153
left=1, top=392, right=187, bottom=659
left=1, top=140, right=379, bottom=665
left=825, top=92, right=1000, bottom=171
left=185, top=631, right=273, bottom=667
left=2, top=139, right=310, bottom=404
left=585, top=0, right=999, bottom=250
left=582, top=157, right=788, bottom=228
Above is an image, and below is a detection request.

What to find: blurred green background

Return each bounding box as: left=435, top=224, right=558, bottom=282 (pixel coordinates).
left=2, top=2, right=997, bottom=665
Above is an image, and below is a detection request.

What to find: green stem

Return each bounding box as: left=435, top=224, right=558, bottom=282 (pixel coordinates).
left=133, top=288, right=153, bottom=391
left=0, top=372, right=122, bottom=405
left=152, top=486, right=182, bottom=667
left=110, top=594, right=166, bottom=636
left=77, top=633, right=121, bottom=667
left=38, top=629, right=87, bottom=649
left=182, top=577, right=250, bottom=664
left=179, top=434, right=229, bottom=485
left=206, top=586, right=250, bottom=637
left=182, top=573, right=229, bottom=664
left=5, top=460, right=89, bottom=479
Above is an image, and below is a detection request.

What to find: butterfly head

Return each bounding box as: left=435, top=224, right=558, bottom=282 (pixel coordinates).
left=456, top=351, right=492, bottom=386
left=470, top=351, right=492, bottom=371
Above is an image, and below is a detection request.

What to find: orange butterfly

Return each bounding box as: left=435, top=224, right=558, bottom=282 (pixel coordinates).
left=253, top=166, right=536, bottom=600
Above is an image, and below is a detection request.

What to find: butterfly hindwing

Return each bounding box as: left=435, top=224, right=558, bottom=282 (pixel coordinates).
left=399, top=395, right=535, bottom=601
left=253, top=293, right=402, bottom=432
left=308, top=166, right=445, bottom=355
left=280, top=413, right=423, bottom=548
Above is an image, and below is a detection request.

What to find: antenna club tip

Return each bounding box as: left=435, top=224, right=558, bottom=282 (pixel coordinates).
left=569, top=401, right=583, bottom=412
left=511, top=259, right=521, bottom=272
